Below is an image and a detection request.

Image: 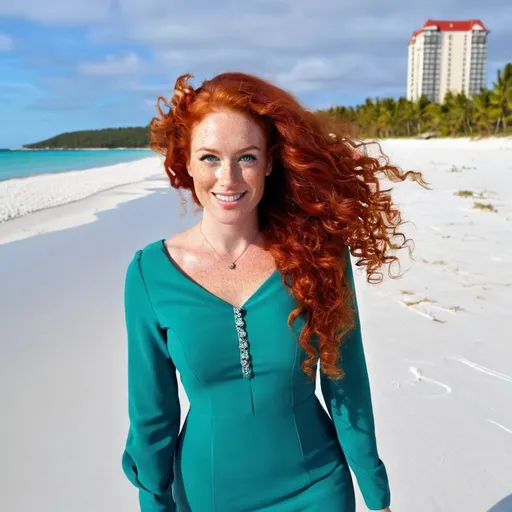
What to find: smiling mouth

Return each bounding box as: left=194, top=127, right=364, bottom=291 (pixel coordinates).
left=212, top=192, right=247, bottom=202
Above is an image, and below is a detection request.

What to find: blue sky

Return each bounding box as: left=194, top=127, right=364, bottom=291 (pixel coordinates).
left=0, top=0, right=510, bottom=148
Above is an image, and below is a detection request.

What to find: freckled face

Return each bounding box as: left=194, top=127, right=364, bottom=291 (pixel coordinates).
left=188, top=109, right=271, bottom=224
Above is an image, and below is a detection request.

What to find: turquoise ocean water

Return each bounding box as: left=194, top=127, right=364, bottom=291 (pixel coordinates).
left=0, top=149, right=154, bottom=182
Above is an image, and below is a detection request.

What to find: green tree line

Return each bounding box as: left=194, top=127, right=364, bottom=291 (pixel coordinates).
left=24, top=126, right=150, bottom=149
left=319, top=62, right=511, bottom=138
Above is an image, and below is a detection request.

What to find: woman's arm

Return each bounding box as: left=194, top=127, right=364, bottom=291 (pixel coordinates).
left=121, top=250, right=181, bottom=512
left=320, top=248, right=391, bottom=511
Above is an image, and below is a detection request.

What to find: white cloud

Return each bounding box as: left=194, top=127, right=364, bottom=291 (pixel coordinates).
left=275, top=58, right=344, bottom=93
left=77, top=52, right=144, bottom=76
left=30, top=98, right=87, bottom=111
left=0, top=33, right=13, bottom=52
left=0, top=81, right=38, bottom=92
left=17, top=0, right=511, bottom=115
left=274, top=55, right=403, bottom=94
left=0, top=0, right=112, bottom=24
left=83, top=0, right=511, bottom=98
left=116, top=82, right=173, bottom=96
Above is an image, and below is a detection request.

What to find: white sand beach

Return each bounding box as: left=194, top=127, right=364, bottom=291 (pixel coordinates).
left=0, top=156, right=166, bottom=243
left=0, top=137, right=511, bottom=511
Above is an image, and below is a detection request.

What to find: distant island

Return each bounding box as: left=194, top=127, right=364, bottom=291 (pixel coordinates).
left=23, top=127, right=150, bottom=149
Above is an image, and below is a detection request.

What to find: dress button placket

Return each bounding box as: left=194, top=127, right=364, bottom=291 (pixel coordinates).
left=233, top=306, right=253, bottom=379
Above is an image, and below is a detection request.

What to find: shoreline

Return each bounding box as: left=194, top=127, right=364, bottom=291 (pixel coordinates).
left=0, top=155, right=158, bottom=184
left=11, top=147, right=152, bottom=151
left=1, top=136, right=511, bottom=246
left=0, top=175, right=171, bottom=246
left=0, top=156, right=168, bottom=244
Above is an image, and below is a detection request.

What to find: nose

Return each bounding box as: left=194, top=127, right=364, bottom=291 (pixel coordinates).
left=217, top=160, right=241, bottom=188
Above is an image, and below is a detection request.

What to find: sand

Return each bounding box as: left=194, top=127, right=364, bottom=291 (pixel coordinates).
left=0, top=156, right=165, bottom=242
left=0, top=137, right=511, bottom=511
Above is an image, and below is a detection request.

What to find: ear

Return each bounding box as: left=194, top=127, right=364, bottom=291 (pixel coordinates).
left=266, top=156, right=273, bottom=176
left=185, top=156, right=192, bottom=176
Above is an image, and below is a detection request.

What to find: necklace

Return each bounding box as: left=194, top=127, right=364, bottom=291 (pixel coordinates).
left=199, top=221, right=255, bottom=270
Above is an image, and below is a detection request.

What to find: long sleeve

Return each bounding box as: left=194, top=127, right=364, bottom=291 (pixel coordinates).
left=121, top=251, right=181, bottom=512
left=320, top=248, right=391, bottom=510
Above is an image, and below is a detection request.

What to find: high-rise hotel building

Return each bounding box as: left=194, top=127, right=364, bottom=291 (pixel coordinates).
left=407, top=19, right=488, bottom=103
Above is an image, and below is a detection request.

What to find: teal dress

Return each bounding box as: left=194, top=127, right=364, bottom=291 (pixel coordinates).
left=121, top=239, right=390, bottom=511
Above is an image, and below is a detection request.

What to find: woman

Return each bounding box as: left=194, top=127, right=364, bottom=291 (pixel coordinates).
left=121, top=72, right=426, bottom=511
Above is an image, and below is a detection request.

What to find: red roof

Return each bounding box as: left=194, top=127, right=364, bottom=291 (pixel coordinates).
left=409, top=19, right=488, bottom=44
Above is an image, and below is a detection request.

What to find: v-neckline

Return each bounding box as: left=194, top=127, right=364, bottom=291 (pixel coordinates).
left=160, top=239, right=280, bottom=310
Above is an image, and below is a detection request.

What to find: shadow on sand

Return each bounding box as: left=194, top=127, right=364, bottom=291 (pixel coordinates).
left=488, top=494, right=512, bottom=511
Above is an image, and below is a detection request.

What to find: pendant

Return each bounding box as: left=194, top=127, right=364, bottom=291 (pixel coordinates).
left=228, top=262, right=236, bottom=269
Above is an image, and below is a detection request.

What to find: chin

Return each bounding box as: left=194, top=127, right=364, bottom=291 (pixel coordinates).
left=206, top=206, right=254, bottom=225
left=214, top=212, right=249, bottom=225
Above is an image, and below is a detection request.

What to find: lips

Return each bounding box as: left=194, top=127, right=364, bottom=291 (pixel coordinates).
left=212, top=192, right=247, bottom=202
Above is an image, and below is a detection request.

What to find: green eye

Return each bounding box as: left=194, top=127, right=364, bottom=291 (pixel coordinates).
left=200, top=154, right=218, bottom=162
left=239, top=154, right=256, bottom=162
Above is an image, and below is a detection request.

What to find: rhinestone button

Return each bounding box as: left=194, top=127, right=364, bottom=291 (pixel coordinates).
left=233, top=306, right=253, bottom=379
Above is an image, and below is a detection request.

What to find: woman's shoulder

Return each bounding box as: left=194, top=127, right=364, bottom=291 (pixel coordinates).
left=126, top=228, right=194, bottom=280
left=126, top=238, right=168, bottom=281
left=132, top=238, right=165, bottom=261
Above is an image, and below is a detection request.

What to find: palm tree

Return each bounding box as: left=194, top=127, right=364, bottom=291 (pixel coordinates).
left=375, top=98, right=397, bottom=137
left=356, top=98, right=379, bottom=138
left=400, top=99, right=415, bottom=136
left=425, top=102, right=444, bottom=134
left=412, top=96, right=431, bottom=135
left=448, top=92, right=473, bottom=135
left=473, top=89, right=495, bottom=135
left=490, top=63, right=512, bottom=133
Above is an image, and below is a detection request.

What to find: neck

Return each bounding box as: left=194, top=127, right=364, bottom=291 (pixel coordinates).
left=199, top=211, right=261, bottom=255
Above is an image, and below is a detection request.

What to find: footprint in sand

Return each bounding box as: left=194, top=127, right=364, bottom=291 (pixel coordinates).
left=403, top=367, right=452, bottom=397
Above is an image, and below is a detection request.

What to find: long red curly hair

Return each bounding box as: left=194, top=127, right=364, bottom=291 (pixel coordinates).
left=150, top=72, right=428, bottom=381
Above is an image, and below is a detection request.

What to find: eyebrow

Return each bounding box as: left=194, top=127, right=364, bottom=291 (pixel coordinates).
left=195, top=145, right=261, bottom=154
